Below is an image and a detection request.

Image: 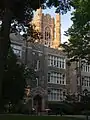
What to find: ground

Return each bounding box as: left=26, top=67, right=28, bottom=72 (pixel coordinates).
left=0, top=115, right=85, bottom=120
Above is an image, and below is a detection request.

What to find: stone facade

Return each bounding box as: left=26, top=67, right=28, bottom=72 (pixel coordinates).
left=11, top=32, right=90, bottom=111
left=32, top=8, right=61, bottom=48
left=67, top=60, right=90, bottom=97
left=11, top=33, right=67, bottom=111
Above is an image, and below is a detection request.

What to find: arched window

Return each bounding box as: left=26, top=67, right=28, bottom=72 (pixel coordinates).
left=45, top=27, right=51, bottom=41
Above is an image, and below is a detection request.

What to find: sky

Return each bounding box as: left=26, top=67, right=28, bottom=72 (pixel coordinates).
left=43, top=7, right=73, bottom=43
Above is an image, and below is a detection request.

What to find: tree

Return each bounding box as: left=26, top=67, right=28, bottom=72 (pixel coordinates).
left=2, top=48, right=26, bottom=110
left=24, top=65, right=37, bottom=88
left=61, top=0, right=90, bottom=101
left=61, top=1, right=90, bottom=118
left=2, top=48, right=37, bottom=112
left=0, top=0, right=71, bottom=103
left=62, top=0, right=90, bottom=62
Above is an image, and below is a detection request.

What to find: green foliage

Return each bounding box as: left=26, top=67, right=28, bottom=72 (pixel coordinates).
left=0, top=0, right=71, bottom=23
left=62, top=0, right=90, bottom=62
left=2, top=48, right=26, bottom=105
left=2, top=47, right=37, bottom=109
left=24, top=65, right=36, bottom=86
left=22, top=24, right=42, bottom=43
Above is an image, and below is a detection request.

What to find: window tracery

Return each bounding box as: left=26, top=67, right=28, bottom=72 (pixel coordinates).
left=45, top=27, right=51, bottom=41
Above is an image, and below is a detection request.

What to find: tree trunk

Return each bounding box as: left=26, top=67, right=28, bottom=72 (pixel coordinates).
left=86, top=114, right=88, bottom=120
left=0, top=8, right=12, bottom=111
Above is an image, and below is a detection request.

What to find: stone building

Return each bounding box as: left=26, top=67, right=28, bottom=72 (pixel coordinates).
left=32, top=8, right=61, bottom=48
left=74, top=60, right=90, bottom=95
left=10, top=32, right=90, bottom=112
left=67, top=60, right=90, bottom=98
left=10, top=8, right=90, bottom=112
left=10, top=33, right=68, bottom=112
left=32, top=8, right=90, bottom=97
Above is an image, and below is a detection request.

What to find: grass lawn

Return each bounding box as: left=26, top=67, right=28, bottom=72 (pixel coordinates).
left=0, top=115, right=84, bottom=120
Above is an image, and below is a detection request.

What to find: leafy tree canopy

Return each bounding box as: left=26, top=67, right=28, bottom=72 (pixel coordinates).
left=0, top=0, right=71, bottom=22
left=2, top=48, right=34, bottom=106
left=62, top=0, right=90, bottom=62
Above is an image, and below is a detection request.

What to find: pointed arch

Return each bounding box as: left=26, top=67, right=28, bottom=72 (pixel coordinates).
left=45, top=27, right=51, bottom=40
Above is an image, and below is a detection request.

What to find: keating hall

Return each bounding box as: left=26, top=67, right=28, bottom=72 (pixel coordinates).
left=10, top=8, right=90, bottom=113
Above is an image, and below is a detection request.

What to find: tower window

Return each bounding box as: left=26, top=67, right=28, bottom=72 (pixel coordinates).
left=45, top=27, right=51, bottom=41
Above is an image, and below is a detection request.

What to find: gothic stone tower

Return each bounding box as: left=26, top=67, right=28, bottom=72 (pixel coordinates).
left=32, top=8, right=61, bottom=49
